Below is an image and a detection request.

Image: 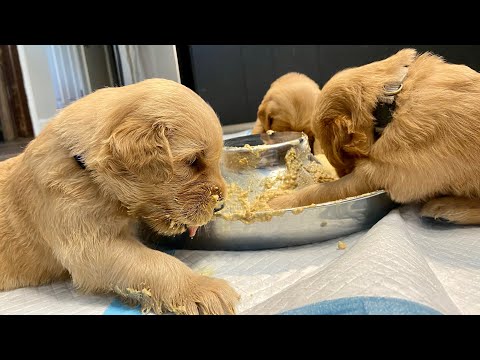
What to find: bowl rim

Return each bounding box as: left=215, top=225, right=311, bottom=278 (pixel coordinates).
left=215, top=189, right=389, bottom=220
left=223, top=131, right=307, bottom=153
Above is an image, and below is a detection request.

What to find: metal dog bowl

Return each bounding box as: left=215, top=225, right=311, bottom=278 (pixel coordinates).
left=141, top=131, right=397, bottom=251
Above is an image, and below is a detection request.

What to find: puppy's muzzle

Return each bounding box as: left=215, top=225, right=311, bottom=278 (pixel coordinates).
left=214, top=202, right=225, bottom=213
left=211, top=186, right=225, bottom=213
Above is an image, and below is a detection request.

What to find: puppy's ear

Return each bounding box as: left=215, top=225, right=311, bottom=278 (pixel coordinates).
left=391, top=48, right=417, bottom=67
left=108, top=117, right=174, bottom=180
left=252, top=118, right=265, bottom=134
left=255, top=101, right=273, bottom=132
left=319, top=115, right=370, bottom=176
left=380, top=48, right=417, bottom=84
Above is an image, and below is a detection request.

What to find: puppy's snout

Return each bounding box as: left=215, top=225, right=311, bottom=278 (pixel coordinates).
left=211, top=185, right=225, bottom=213
left=211, top=185, right=225, bottom=201
left=213, top=202, right=225, bottom=213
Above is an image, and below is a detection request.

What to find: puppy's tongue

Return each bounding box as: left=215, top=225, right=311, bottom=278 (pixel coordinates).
left=188, top=226, right=199, bottom=238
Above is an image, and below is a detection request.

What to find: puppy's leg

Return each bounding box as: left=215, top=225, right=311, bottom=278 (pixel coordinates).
left=268, top=169, right=376, bottom=209
left=421, top=197, right=480, bottom=225
left=59, top=235, right=239, bottom=315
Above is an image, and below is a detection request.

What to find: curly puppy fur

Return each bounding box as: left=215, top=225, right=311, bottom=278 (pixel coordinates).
left=0, top=79, right=240, bottom=314
left=252, top=72, right=324, bottom=154
left=269, top=49, right=480, bottom=225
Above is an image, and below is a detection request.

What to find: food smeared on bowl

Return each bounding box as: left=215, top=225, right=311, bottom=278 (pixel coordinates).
left=217, top=131, right=338, bottom=224
left=141, top=130, right=397, bottom=251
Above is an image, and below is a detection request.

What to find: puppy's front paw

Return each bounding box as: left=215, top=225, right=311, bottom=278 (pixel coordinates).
left=268, top=193, right=301, bottom=210
left=115, top=274, right=240, bottom=315
left=179, top=275, right=240, bottom=315
left=420, top=197, right=462, bottom=224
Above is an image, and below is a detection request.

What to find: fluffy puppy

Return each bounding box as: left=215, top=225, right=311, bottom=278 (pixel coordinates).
left=252, top=72, right=324, bottom=154
left=0, top=79, right=239, bottom=314
left=269, top=49, right=480, bottom=225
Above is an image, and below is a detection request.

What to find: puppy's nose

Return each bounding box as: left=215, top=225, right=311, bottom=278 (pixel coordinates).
left=211, top=185, right=225, bottom=213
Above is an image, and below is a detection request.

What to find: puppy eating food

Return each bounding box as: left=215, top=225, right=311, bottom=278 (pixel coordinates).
left=269, top=49, right=480, bottom=225
left=252, top=72, right=324, bottom=155
left=0, top=79, right=240, bottom=314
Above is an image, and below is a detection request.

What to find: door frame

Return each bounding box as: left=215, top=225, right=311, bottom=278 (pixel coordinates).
left=0, top=45, right=33, bottom=141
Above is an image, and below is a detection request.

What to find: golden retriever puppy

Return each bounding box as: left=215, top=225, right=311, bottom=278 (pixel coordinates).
left=252, top=72, right=324, bottom=154
left=269, top=49, right=480, bottom=225
left=0, top=79, right=239, bottom=314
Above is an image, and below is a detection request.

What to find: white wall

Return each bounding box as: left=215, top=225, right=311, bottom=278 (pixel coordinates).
left=17, top=45, right=58, bottom=137
left=17, top=45, right=181, bottom=137
left=117, top=45, right=181, bottom=85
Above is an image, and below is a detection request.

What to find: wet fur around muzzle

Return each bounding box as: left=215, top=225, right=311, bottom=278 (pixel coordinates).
left=268, top=49, right=480, bottom=225
left=0, top=78, right=240, bottom=314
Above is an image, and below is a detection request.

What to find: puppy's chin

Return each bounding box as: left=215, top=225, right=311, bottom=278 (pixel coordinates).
left=142, top=198, right=217, bottom=237
left=144, top=219, right=189, bottom=237
left=335, top=166, right=353, bottom=178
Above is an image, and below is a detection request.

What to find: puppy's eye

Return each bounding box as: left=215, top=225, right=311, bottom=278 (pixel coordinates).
left=186, top=156, right=203, bottom=172
left=186, top=156, right=198, bottom=167
left=267, top=115, right=274, bottom=129
left=185, top=152, right=205, bottom=172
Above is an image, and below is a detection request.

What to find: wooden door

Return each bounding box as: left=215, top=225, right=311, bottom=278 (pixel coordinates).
left=0, top=45, right=33, bottom=142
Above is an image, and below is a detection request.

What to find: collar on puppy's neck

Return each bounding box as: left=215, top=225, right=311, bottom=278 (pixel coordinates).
left=373, top=65, right=409, bottom=141
left=73, top=155, right=86, bottom=169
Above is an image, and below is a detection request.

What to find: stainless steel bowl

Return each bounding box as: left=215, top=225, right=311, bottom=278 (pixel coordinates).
left=141, top=132, right=397, bottom=251
left=221, top=131, right=321, bottom=200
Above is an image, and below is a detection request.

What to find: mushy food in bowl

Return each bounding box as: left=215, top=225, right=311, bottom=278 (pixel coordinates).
left=140, top=131, right=396, bottom=250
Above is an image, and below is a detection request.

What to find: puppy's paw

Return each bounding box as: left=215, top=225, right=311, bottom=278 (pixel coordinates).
left=420, top=198, right=458, bottom=224
left=420, top=196, right=480, bottom=225
left=115, top=275, right=239, bottom=315
left=178, top=275, right=240, bottom=315
left=421, top=216, right=452, bottom=224
left=268, top=193, right=302, bottom=210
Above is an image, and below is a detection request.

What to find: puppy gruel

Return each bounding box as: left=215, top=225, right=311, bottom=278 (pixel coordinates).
left=0, top=78, right=240, bottom=315
left=217, top=146, right=338, bottom=224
